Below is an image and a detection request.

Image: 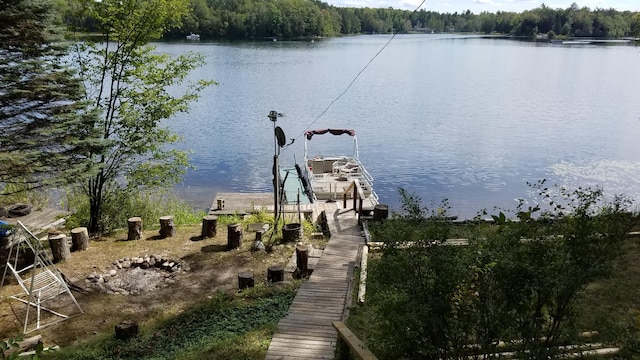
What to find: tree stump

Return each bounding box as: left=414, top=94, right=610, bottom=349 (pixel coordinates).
left=296, top=245, right=309, bottom=278
left=159, top=216, right=176, bottom=238
left=268, top=265, right=284, bottom=283
left=282, top=223, right=301, bottom=242
left=238, top=271, right=254, bottom=290
left=127, top=217, right=143, bottom=240
left=201, top=215, right=217, bottom=238
left=373, top=204, right=389, bottom=222
left=48, top=234, right=70, bottom=263
left=115, top=320, right=138, bottom=340
left=227, top=223, right=242, bottom=250
left=70, top=227, right=89, bottom=251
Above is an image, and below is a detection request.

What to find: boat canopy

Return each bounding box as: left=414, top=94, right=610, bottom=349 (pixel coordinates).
left=304, top=129, right=356, bottom=141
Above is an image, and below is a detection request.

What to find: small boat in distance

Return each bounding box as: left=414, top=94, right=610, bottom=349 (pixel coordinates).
left=186, top=33, right=200, bottom=40
left=299, top=128, right=378, bottom=208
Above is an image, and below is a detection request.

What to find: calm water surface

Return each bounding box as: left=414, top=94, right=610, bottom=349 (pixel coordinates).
left=158, top=35, right=640, bottom=219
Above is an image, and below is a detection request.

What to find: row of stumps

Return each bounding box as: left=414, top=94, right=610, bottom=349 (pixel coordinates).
left=237, top=265, right=285, bottom=290
left=237, top=244, right=311, bottom=291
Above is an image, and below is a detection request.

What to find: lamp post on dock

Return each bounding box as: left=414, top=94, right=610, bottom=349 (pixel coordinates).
left=269, top=110, right=285, bottom=230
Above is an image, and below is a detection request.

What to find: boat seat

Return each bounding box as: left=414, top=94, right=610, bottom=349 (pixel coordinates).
left=311, top=160, right=325, bottom=174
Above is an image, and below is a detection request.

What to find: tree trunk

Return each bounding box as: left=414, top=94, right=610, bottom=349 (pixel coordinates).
left=159, top=216, right=175, bottom=238
left=227, top=223, right=242, bottom=250
left=71, top=227, right=89, bottom=251
left=115, top=320, right=138, bottom=340
left=127, top=217, right=143, bottom=240
left=201, top=215, right=217, bottom=238
left=87, top=171, right=106, bottom=234
left=238, top=271, right=254, bottom=290
left=296, top=245, right=309, bottom=278
left=268, top=265, right=284, bottom=283
left=48, top=234, right=70, bottom=263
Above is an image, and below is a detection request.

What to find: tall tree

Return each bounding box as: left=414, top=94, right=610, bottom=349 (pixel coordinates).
left=0, top=0, right=103, bottom=194
left=71, top=0, right=214, bottom=233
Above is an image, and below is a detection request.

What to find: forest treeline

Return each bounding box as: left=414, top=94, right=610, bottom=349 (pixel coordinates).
left=57, top=0, right=640, bottom=40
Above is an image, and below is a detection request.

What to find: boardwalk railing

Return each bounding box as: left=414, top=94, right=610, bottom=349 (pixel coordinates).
left=332, top=321, right=378, bottom=360
left=342, top=180, right=366, bottom=223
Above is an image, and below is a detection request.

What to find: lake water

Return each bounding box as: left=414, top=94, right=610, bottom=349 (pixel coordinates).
left=157, top=34, right=640, bottom=219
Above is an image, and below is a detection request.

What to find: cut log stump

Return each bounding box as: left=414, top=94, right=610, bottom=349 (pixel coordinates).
left=201, top=215, right=217, bottom=239
left=115, top=320, right=138, bottom=340
left=268, top=265, right=284, bottom=283
left=282, top=223, right=301, bottom=242
left=238, top=271, right=254, bottom=290
left=296, top=245, right=309, bottom=278
left=373, top=204, right=389, bottom=222
left=71, top=227, right=89, bottom=251
left=227, top=223, right=242, bottom=250
left=159, top=216, right=176, bottom=238
left=48, top=234, right=70, bottom=263
left=127, top=217, right=143, bottom=240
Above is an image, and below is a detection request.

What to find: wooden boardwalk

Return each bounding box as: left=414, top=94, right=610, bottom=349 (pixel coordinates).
left=265, top=202, right=364, bottom=360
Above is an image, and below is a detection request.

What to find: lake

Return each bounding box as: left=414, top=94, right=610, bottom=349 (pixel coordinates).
left=157, top=34, right=640, bottom=219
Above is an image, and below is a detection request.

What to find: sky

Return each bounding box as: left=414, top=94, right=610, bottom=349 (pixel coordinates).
left=325, top=0, right=640, bottom=14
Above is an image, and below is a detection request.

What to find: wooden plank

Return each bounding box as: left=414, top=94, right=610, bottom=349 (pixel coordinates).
left=271, top=333, right=337, bottom=342
left=333, top=321, right=378, bottom=360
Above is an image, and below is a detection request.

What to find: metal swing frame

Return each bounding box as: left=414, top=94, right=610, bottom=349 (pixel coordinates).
left=1, top=221, right=83, bottom=333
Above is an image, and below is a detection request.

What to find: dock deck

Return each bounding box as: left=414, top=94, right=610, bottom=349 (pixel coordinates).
left=265, top=202, right=364, bottom=360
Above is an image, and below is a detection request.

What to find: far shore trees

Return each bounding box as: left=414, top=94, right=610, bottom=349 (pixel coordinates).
left=0, top=0, right=104, bottom=195
left=69, top=0, right=215, bottom=233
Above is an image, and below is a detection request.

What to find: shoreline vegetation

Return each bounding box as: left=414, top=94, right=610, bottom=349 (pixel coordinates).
left=60, top=1, right=640, bottom=41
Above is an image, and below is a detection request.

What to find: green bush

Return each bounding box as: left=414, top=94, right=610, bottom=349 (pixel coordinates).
left=355, top=183, right=637, bottom=359
left=64, top=188, right=206, bottom=234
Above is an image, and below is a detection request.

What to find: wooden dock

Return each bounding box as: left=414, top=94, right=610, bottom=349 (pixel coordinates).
left=265, top=202, right=364, bottom=360
left=208, top=192, right=319, bottom=221
left=1, top=208, right=68, bottom=237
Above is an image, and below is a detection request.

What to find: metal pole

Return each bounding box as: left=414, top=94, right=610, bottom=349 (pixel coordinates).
left=274, top=154, right=279, bottom=226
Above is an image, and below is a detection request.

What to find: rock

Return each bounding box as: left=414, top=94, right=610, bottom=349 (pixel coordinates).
left=251, top=240, right=266, bottom=252
left=109, top=269, right=117, bottom=276
left=140, top=262, right=150, bottom=269
left=148, top=258, right=156, bottom=267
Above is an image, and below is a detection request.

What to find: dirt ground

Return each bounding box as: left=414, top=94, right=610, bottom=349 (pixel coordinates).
left=0, top=223, right=299, bottom=347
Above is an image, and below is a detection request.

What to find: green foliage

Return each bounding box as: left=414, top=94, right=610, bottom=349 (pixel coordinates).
left=64, top=188, right=206, bottom=233
left=43, top=286, right=297, bottom=360
left=357, top=183, right=637, bottom=359
left=67, top=0, right=215, bottom=233
left=2, top=334, right=52, bottom=360
left=60, top=0, right=639, bottom=39
left=0, top=0, right=104, bottom=193
left=0, top=184, right=49, bottom=210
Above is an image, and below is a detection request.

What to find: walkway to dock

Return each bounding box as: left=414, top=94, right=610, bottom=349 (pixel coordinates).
left=265, top=202, right=364, bottom=360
